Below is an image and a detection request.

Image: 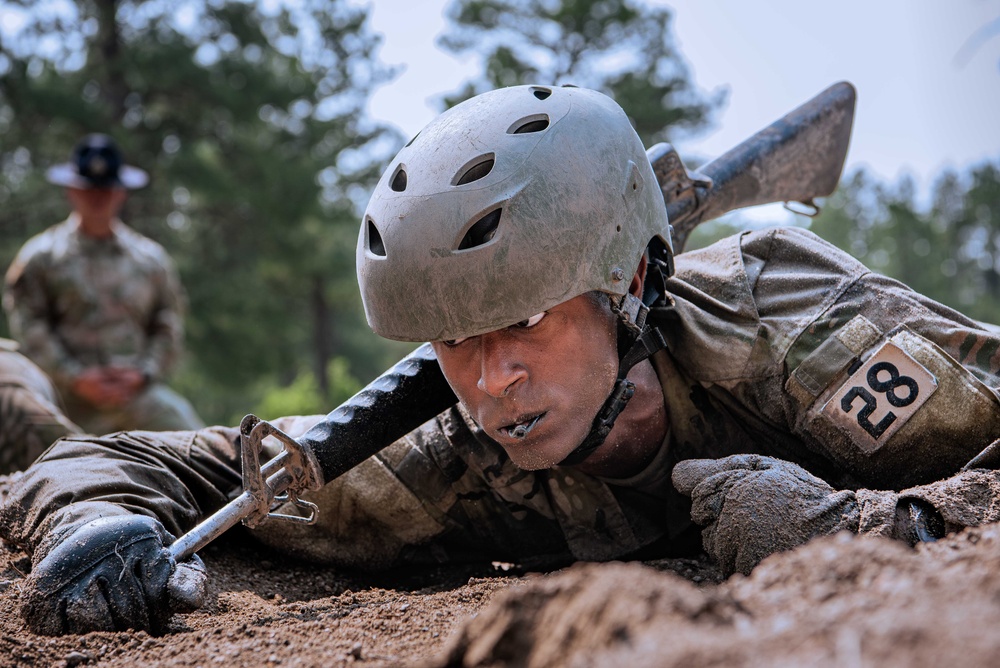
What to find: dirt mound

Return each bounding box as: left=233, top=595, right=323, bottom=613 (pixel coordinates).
left=3, top=457, right=1000, bottom=668
left=437, top=527, right=1000, bottom=668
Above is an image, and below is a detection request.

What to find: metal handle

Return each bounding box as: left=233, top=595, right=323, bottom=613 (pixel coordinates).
left=169, top=415, right=323, bottom=561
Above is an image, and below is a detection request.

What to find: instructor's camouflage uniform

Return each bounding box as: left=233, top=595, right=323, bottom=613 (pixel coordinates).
left=5, top=228, right=1000, bottom=568
left=0, top=338, right=81, bottom=474
left=3, top=216, right=203, bottom=434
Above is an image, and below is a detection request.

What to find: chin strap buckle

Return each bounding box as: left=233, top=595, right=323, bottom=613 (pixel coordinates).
left=610, top=293, right=649, bottom=335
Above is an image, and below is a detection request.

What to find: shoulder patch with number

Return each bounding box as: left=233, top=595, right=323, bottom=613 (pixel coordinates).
left=821, top=341, right=938, bottom=453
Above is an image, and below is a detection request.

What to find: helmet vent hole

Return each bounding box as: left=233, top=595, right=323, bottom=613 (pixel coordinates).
left=390, top=167, right=407, bottom=192
left=531, top=87, right=552, bottom=100
left=454, top=155, right=495, bottom=186
left=457, top=209, right=502, bottom=251
left=508, top=115, right=550, bottom=134
left=367, top=219, right=386, bottom=257
left=405, top=131, right=420, bottom=148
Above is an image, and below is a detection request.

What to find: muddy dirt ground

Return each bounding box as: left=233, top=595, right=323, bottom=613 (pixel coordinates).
left=4, top=486, right=1000, bottom=667
left=0, top=527, right=718, bottom=668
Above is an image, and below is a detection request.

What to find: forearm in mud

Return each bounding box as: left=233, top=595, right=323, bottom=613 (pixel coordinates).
left=861, top=467, right=1000, bottom=540
left=673, top=453, right=1000, bottom=576
left=0, top=424, right=245, bottom=563
left=0, top=410, right=452, bottom=571
left=247, top=439, right=450, bottom=570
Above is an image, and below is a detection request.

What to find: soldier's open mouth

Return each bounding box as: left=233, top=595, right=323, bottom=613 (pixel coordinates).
left=503, top=413, right=545, bottom=440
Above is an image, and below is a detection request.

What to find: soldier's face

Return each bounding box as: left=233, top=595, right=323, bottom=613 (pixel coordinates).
left=432, top=292, right=620, bottom=470
left=66, top=187, right=127, bottom=219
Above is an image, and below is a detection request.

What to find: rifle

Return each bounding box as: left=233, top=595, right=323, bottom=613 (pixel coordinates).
left=169, top=80, right=857, bottom=562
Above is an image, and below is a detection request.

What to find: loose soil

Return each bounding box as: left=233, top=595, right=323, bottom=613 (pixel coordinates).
left=3, top=475, right=1000, bottom=667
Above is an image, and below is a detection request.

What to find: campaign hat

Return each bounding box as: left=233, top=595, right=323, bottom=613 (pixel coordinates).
left=46, top=134, right=149, bottom=189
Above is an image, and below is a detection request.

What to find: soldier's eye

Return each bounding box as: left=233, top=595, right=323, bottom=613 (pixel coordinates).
left=442, top=337, right=468, bottom=347
left=512, top=312, right=546, bottom=329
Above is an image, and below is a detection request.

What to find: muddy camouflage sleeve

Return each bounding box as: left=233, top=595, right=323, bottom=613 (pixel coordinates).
left=668, top=228, right=1000, bottom=484
left=0, top=406, right=623, bottom=570
left=0, top=416, right=439, bottom=568
left=669, top=227, right=1000, bottom=552
left=0, top=425, right=243, bottom=564
left=0, top=410, right=541, bottom=570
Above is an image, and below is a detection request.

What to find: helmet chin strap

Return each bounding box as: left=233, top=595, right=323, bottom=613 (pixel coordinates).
left=558, top=293, right=667, bottom=466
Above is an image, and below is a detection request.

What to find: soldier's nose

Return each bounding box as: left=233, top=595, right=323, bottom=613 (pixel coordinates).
left=476, top=335, right=526, bottom=398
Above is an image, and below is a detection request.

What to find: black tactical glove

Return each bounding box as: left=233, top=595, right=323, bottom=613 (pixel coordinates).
left=21, top=515, right=207, bottom=635
left=672, top=455, right=865, bottom=576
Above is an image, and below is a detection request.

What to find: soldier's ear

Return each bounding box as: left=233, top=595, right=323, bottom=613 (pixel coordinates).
left=629, top=255, right=647, bottom=298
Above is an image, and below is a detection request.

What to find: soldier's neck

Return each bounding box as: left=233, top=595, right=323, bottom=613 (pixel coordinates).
left=73, top=212, right=116, bottom=239
left=573, top=358, right=668, bottom=479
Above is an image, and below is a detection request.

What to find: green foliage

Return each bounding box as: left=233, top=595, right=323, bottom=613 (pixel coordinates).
left=810, top=162, right=1000, bottom=326
left=251, top=356, right=363, bottom=423
left=0, top=0, right=404, bottom=424
left=438, top=0, right=723, bottom=146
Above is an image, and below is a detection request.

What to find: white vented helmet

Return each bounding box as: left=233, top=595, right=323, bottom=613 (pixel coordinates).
left=358, top=84, right=671, bottom=342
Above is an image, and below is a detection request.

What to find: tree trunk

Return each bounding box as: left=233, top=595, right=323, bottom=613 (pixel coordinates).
left=95, top=0, right=127, bottom=121
left=311, top=275, right=331, bottom=396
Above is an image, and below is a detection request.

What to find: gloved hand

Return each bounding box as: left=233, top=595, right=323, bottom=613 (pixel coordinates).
left=672, top=454, right=861, bottom=576
left=21, top=515, right=207, bottom=635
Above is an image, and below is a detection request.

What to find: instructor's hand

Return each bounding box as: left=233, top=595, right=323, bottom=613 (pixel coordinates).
left=672, top=454, right=860, bottom=576
left=21, top=515, right=207, bottom=635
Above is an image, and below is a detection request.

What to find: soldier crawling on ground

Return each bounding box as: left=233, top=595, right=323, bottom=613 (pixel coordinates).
left=3, top=134, right=203, bottom=435
left=4, top=86, right=1000, bottom=636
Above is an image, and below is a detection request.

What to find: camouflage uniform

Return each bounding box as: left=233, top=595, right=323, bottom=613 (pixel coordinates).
left=0, top=338, right=82, bottom=474
left=4, top=227, right=1000, bottom=568
left=3, top=216, right=203, bottom=433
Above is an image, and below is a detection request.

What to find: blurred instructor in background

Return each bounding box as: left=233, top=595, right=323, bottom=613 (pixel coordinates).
left=3, top=134, right=204, bottom=434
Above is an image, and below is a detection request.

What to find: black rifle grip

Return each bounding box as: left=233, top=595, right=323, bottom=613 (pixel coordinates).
left=296, top=343, right=458, bottom=482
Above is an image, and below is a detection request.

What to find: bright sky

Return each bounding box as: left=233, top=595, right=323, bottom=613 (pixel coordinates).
left=367, top=0, right=1000, bottom=214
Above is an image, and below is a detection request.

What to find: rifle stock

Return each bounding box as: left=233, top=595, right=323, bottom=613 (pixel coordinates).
left=297, top=343, right=456, bottom=482
left=650, top=81, right=856, bottom=253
